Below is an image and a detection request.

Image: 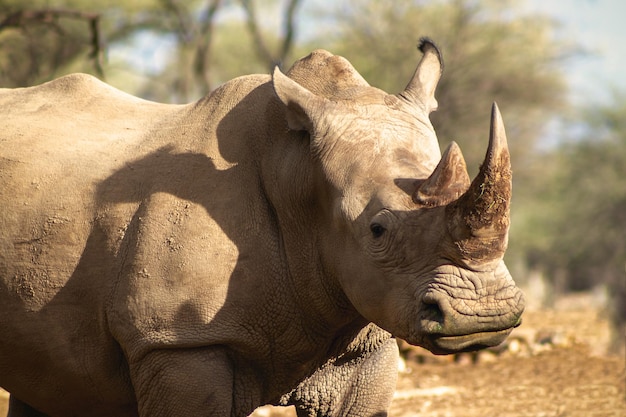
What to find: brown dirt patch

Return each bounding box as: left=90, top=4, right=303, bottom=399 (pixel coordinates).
left=391, top=344, right=625, bottom=417
left=250, top=344, right=625, bottom=417
left=253, top=294, right=626, bottom=416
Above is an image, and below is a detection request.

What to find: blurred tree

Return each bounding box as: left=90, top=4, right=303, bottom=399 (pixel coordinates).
left=316, top=0, right=572, bottom=175
left=0, top=0, right=168, bottom=86
left=0, top=0, right=107, bottom=86
left=521, top=92, right=626, bottom=285
left=240, top=0, right=301, bottom=70
left=0, top=0, right=302, bottom=101
left=140, top=0, right=303, bottom=102
left=154, top=0, right=222, bottom=101
left=513, top=92, right=626, bottom=348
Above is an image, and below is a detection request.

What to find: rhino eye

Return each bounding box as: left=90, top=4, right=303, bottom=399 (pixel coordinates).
left=370, top=223, right=386, bottom=239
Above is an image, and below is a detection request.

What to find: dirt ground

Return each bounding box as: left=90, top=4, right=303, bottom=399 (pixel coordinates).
left=254, top=292, right=626, bottom=417
left=1, top=293, right=624, bottom=417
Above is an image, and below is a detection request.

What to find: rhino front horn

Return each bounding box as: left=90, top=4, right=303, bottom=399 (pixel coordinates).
left=446, top=103, right=512, bottom=262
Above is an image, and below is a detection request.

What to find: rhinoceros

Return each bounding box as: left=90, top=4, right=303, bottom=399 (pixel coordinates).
left=0, top=38, right=524, bottom=416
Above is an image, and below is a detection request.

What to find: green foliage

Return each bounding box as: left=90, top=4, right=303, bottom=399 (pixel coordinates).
left=137, top=19, right=272, bottom=102
left=514, top=94, right=626, bottom=293
left=0, top=2, right=101, bottom=86
left=211, top=22, right=273, bottom=83
left=0, top=0, right=292, bottom=97
left=0, top=0, right=168, bottom=87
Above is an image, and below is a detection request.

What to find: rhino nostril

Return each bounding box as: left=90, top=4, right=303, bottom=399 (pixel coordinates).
left=423, top=298, right=445, bottom=330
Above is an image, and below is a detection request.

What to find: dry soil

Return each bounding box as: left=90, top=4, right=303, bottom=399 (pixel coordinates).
left=2, top=293, right=624, bottom=417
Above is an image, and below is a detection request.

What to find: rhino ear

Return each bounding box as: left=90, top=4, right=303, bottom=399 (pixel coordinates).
left=272, top=66, right=329, bottom=132
left=399, top=37, right=444, bottom=113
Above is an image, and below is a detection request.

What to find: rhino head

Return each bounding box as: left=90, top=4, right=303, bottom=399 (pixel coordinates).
left=272, top=39, right=524, bottom=354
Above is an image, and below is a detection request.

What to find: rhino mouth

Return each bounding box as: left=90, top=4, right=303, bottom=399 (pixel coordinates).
left=424, top=327, right=515, bottom=355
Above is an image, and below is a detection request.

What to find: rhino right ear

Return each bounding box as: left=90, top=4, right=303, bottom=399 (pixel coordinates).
left=399, top=38, right=444, bottom=113
left=272, top=66, right=330, bottom=132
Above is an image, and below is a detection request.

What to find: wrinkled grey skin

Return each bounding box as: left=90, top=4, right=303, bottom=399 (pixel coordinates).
left=0, top=39, right=524, bottom=416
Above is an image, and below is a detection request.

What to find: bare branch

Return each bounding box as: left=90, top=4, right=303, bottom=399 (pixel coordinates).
left=239, top=0, right=302, bottom=70
left=279, top=0, right=302, bottom=62
left=239, top=0, right=275, bottom=68
left=199, top=0, right=222, bottom=35
left=160, top=0, right=194, bottom=43
left=88, top=15, right=104, bottom=78
left=195, top=0, right=223, bottom=91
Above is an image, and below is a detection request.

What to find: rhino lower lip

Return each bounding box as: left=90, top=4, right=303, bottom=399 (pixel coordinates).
left=426, top=328, right=513, bottom=354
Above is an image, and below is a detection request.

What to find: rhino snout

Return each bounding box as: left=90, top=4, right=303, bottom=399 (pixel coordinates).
left=417, top=286, right=524, bottom=355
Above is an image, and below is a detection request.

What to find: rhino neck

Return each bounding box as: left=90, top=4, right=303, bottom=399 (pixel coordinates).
left=248, top=121, right=376, bottom=402
left=194, top=77, right=362, bottom=337
left=258, top=111, right=363, bottom=340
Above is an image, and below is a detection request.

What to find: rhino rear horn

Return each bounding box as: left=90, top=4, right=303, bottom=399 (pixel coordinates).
left=446, top=103, right=512, bottom=262
left=399, top=37, right=444, bottom=113
left=413, top=142, right=470, bottom=207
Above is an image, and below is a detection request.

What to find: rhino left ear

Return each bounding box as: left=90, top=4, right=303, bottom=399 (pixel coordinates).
left=272, top=66, right=329, bottom=132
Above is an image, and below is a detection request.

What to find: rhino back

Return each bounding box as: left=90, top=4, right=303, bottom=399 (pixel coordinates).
left=0, top=74, right=181, bottom=308
left=0, top=74, right=184, bottom=412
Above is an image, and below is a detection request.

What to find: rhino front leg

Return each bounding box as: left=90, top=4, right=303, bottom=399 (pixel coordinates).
left=288, top=337, right=399, bottom=417
left=130, top=347, right=234, bottom=417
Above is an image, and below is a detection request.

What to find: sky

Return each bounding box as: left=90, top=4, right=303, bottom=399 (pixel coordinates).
left=520, top=0, right=626, bottom=106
